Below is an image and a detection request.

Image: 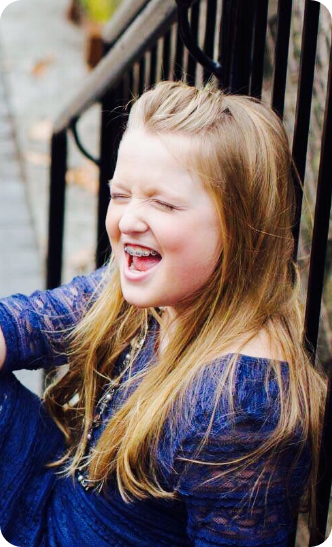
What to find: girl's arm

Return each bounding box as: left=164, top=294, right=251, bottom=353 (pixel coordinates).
left=0, top=267, right=107, bottom=374
left=176, top=419, right=307, bottom=546
left=0, top=328, right=6, bottom=370
left=171, top=358, right=309, bottom=547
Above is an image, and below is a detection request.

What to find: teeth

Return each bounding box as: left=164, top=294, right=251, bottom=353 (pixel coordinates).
left=124, top=246, right=159, bottom=258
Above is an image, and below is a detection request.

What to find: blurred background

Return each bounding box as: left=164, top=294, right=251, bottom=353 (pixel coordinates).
left=0, top=0, right=126, bottom=392
left=0, top=0, right=124, bottom=298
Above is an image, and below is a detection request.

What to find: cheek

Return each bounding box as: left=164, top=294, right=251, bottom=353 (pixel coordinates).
left=105, top=204, right=119, bottom=243
left=165, top=224, right=221, bottom=282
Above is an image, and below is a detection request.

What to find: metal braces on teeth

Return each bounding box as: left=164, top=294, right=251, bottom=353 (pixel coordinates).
left=124, top=246, right=158, bottom=257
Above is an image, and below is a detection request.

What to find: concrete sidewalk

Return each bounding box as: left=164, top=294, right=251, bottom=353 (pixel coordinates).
left=0, top=50, right=42, bottom=297
left=0, top=43, right=43, bottom=394
left=0, top=0, right=101, bottom=393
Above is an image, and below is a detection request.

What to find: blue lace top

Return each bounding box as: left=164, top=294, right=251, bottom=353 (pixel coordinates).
left=0, top=269, right=309, bottom=546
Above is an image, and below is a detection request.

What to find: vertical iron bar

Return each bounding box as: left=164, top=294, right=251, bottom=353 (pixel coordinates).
left=203, top=0, right=218, bottom=83
left=149, top=43, right=158, bottom=86
left=291, top=0, right=320, bottom=258
left=229, top=1, right=255, bottom=94
left=46, top=131, right=68, bottom=289
left=305, top=35, right=332, bottom=545
left=96, top=84, right=125, bottom=267
left=218, top=0, right=255, bottom=94
left=139, top=55, right=146, bottom=94
left=271, top=0, right=293, bottom=119
left=174, top=24, right=184, bottom=80
left=218, top=0, right=240, bottom=90
left=249, top=0, right=269, bottom=99
left=162, top=29, right=172, bottom=80
left=186, top=1, right=200, bottom=86
left=122, top=71, right=131, bottom=103
left=129, top=66, right=134, bottom=95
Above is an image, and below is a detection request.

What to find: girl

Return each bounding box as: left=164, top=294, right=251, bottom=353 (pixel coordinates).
left=0, top=81, right=325, bottom=547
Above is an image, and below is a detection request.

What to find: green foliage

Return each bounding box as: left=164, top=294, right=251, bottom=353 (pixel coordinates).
left=80, top=0, right=122, bottom=23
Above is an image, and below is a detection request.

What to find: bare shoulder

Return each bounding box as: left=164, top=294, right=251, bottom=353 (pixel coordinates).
left=222, top=329, right=287, bottom=362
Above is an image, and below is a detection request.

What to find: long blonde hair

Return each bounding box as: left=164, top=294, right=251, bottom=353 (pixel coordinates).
left=45, top=81, right=326, bottom=512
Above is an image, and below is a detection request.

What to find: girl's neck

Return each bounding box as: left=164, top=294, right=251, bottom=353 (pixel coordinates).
left=155, top=310, right=287, bottom=363
left=156, top=307, right=177, bottom=359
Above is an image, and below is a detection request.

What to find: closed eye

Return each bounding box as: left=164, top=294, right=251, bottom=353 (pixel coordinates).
left=110, top=193, right=129, bottom=201
left=153, top=200, right=177, bottom=211
left=110, top=194, right=179, bottom=211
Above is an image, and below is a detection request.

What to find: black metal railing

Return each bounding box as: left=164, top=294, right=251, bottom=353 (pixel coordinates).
left=47, top=0, right=332, bottom=544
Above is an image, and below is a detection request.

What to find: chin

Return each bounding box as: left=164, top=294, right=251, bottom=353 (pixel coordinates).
left=121, top=290, right=157, bottom=309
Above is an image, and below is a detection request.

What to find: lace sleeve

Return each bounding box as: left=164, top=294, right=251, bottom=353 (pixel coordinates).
left=171, top=358, right=310, bottom=547
left=0, top=267, right=107, bottom=373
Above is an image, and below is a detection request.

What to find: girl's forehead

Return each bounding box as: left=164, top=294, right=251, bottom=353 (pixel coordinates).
left=116, top=131, right=195, bottom=183
left=118, top=129, right=194, bottom=165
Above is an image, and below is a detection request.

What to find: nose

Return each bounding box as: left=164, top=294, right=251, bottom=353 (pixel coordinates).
left=118, top=200, right=148, bottom=234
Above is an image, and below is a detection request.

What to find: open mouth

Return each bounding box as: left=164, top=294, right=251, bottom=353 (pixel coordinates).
left=124, top=245, right=162, bottom=272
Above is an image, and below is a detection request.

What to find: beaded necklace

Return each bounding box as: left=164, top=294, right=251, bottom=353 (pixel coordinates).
left=76, top=327, right=148, bottom=491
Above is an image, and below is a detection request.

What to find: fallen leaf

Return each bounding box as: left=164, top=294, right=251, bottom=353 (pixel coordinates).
left=66, top=163, right=98, bottom=194
left=31, top=55, right=55, bottom=77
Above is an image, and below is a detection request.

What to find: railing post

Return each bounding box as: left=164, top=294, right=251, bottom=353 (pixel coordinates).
left=291, top=0, right=320, bottom=258
left=307, top=38, right=332, bottom=546
left=96, top=85, right=126, bottom=267
left=46, top=131, right=68, bottom=289
left=203, top=0, right=218, bottom=83
left=249, top=0, right=269, bottom=99
left=271, top=0, right=293, bottom=119
left=218, top=0, right=255, bottom=93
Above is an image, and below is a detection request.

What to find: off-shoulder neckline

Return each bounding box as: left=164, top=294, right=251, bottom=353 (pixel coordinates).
left=217, top=352, right=289, bottom=365
left=149, top=317, right=289, bottom=366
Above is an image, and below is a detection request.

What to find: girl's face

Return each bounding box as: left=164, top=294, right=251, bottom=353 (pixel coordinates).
left=106, top=130, right=222, bottom=314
